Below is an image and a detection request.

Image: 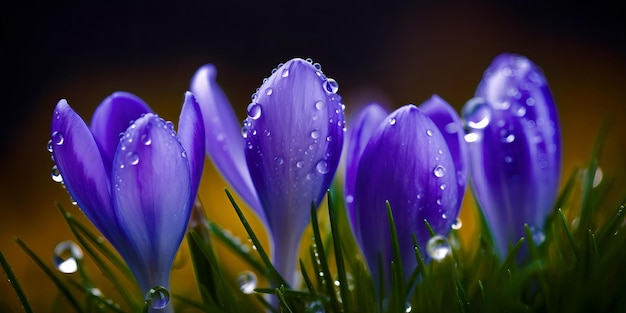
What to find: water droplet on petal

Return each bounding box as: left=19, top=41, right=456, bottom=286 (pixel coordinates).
left=463, top=98, right=491, bottom=129
left=237, top=271, right=257, bottom=294
left=323, top=78, right=339, bottom=94
left=127, top=152, right=139, bottom=165
left=426, top=129, right=433, bottom=137
left=274, top=156, right=284, bottom=165
left=296, top=160, right=305, bottom=168
left=316, top=160, right=329, bottom=174
left=247, top=103, right=262, bottom=120
left=388, top=118, right=396, bottom=125
left=141, top=134, right=152, bottom=145
left=464, top=132, right=480, bottom=143
left=315, top=100, right=326, bottom=111
left=51, top=131, right=64, bottom=146
left=433, top=165, right=446, bottom=177
left=46, top=140, right=53, bottom=153
left=53, top=241, right=83, bottom=274
left=427, top=235, right=451, bottom=261
left=439, top=184, right=447, bottom=190
left=345, top=195, right=354, bottom=203
left=51, top=165, right=63, bottom=183
left=282, top=69, right=289, bottom=77
left=265, top=88, right=273, bottom=96
left=145, top=286, right=170, bottom=309
left=452, top=217, right=463, bottom=230
left=311, top=129, right=321, bottom=139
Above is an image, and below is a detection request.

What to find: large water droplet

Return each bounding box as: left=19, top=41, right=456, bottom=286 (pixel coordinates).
left=316, top=160, right=329, bottom=174
left=405, top=302, right=412, bottom=312
left=237, top=271, right=257, bottom=294
left=247, top=103, right=262, bottom=120
left=53, top=241, right=83, bottom=274
left=311, top=129, right=321, bottom=139
left=51, top=131, right=65, bottom=146
left=145, top=286, right=170, bottom=309
left=427, top=235, right=451, bottom=261
left=323, top=78, right=339, bottom=94
left=433, top=165, right=446, bottom=178
left=126, top=152, right=139, bottom=165
left=141, top=133, right=152, bottom=145
left=51, top=165, right=63, bottom=183
left=463, top=98, right=491, bottom=129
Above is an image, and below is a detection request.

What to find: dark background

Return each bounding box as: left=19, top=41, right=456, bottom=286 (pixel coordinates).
left=1, top=0, right=625, bottom=311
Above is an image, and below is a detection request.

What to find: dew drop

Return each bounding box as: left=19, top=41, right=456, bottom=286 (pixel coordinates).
left=388, top=118, right=396, bottom=125
left=307, top=300, right=325, bottom=313
left=165, top=121, right=174, bottom=130
left=514, top=105, right=526, bottom=117
left=282, top=69, right=289, bottom=78
left=141, top=134, right=152, bottom=145
left=306, top=58, right=313, bottom=64
left=345, top=195, right=354, bottom=204
left=316, top=160, right=329, bottom=174
left=247, top=103, right=262, bottom=120
left=46, top=140, right=53, bottom=153
left=315, top=100, right=326, bottom=111
left=452, top=217, right=463, bottom=230
left=464, top=132, right=480, bottom=143
left=426, top=129, right=433, bottom=137
left=311, top=129, right=321, bottom=139
left=145, top=286, right=170, bottom=309
left=323, top=78, right=339, bottom=94
left=51, top=131, right=65, bottom=146
left=426, top=235, right=451, bottom=261
left=53, top=241, right=83, bottom=274
left=439, top=184, right=447, bottom=190
left=265, top=88, right=273, bottom=96
left=433, top=165, right=446, bottom=178
left=313, top=62, right=322, bottom=70
left=405, top=302, right=412, bottom=312
left=274, top=156, right=284, bottom=165
left=462, top=98, right=491, bottom=129
left=504, top=156, right=513, bottom=163
left=296, top=160, right=305, bottom=168
left=237, top=271, right=257, bottom=294
left=126, top=152, right=139, bottom=165
left=51, top=165, right=63, bottom=183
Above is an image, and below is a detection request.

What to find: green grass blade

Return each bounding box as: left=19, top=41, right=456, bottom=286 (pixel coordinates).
left=276, top=286, right=294, bottom=313
left=499, top=237, right=524, bottom=273
left=310, top=203, right=341, bottom=313
left=386, top=201, right=405, bottom=309
left=0, top=249, right=34, bottom=313
left=579, top=121, right=610, bottom=233
left=207, top=220, right=266, bottom=274
left=327, top=191, right=351, bottom=312
left=299, top=259, right=317, bottom=297
left=15, top=237, right=84, bottom=313
left=558, top=208, right=580, bottom=259
left=224, top=188, right=287, bottom=287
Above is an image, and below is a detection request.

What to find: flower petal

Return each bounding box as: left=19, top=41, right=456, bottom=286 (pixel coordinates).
left=90, top=91, right=153, bottom=175
left=465, top=53, right=562, bottom=258
left=419, top=94, right=469, bottom=204
left=353, top=105, right=459, bottom=291
left=51, top=100, right=117, bottom=241
left=343, top=103, right=388, bottom=237
left=243, top=58, right=345, bottom=283
left=112, top=113, right=192, bottom=292
left=190, top=64, right=264, bottom=221
left=177, top=91, right=206, bottom=199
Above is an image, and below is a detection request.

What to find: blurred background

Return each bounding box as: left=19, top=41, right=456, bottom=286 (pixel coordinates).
left=1, top=0, right=625, bottom=311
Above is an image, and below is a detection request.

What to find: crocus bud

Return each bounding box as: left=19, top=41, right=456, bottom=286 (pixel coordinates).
left=463, top=53, right=562, bottom=259
left=50, top=92, right=205, bottom=311
left=347, top=104, right=462, bottom=294
left=191, top=58, right=345, bottom=286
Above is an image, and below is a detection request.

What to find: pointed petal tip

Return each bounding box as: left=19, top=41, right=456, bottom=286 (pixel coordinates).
left=192, top=64, right=218, bottom=82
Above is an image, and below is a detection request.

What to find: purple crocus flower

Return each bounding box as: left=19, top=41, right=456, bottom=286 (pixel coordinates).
left=191, top=58, right=344, bottom=286
left=463, top=53, right=562, bottom=259
left=50, top=91, right=204, bottom=311
left=346, top=99, right=465, bottom=294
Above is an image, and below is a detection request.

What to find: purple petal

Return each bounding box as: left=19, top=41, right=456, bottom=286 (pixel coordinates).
left=51, top=100, right=117, bottom=241
left=190, top=64, right=264, bottom=222
left=465, top=53, right=562, bottom=258
left=177, top=91, right=206, bottom=199
left=353, top=105, right=459, bottom=292
left=343, top=103, right=388, bottom=238
left=90, top=91, right=153, bottom=175
left=243, top=58, right=345, bottom=284
left=112, top=113, right=192, bottom=292
left=419, top=94, right=469, bottom=205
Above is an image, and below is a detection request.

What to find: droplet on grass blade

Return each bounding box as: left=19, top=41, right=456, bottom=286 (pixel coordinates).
left=53, top=241, right=83, bottom=274
left=237, top=271, right=257, bottom=294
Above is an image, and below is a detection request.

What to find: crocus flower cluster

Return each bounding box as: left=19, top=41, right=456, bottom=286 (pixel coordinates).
left=463, top=53, right=562, bottom=258
left=50, top=92, right=204, bottom=311
left=190, top=58, right=344, bottom=286
left=344, top=96, right=467, bottom=294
